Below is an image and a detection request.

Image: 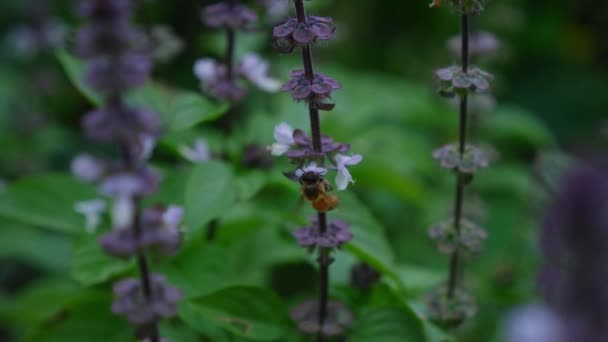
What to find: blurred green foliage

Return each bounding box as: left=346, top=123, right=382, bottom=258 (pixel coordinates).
left=0, top=0, right=605, bottom=341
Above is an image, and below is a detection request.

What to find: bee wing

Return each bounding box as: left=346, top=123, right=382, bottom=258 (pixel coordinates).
left=322, top=180, right=333, bottom=192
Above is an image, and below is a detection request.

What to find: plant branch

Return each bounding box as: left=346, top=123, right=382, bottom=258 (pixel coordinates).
left=116, top=97, right=160, bottom=342
left=447, top=12, right=469, bottom=300
left=294, top=0, right=329, bottom=334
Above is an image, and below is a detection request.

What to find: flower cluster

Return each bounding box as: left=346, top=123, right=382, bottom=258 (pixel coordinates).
left=193, top=54, right=280, bottom=102
left=539, top=162, right=608, bottom=341
left=294, top=218, right=353, bottom=251
left=428, top=219, right=487, bottom=254
left=100, top=205, right=183, bottom=258
left=435, top=65, right=493, bottom=97
left=432, top=144, right=489, bottom=174
left=447, top=0, right=486, bottom=14
left=112, top=274, right=182, bottom=327
left=270, top=0, right=356, bottom=336
left=425, top=0, right=492, bottom=327
left=272, top=16, right=335, bottom=53
left=73, top=1, right=182, bottom=339
left=194, top=1, right=278, bottom=102
left=350, top=263, right=381, bottom=289
left=282, top=70, right=341, bottom=110
left=447, top=31, right=500, bottom=58
left=290, top=300, right=354, bottom=337
left=427, top=286, right=477, bottom=327
left=202, top=2, right=257, bottom=30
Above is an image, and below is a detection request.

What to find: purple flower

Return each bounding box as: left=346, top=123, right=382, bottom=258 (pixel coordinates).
left=281, top=70, right=341, bottom=109
left=193, top=58, right=246, bottom=101
left=77, top=0, right=133, bottom=20
left=85, top=53, right=152, bottom=93
left=111, top=274, right=182, bottom=326
left=272, top=16, right=335, bottom=52
left=293, top=218, right=353, bottom=251
left=76, top=21, right=144, bottom=58
left=82, top=105, right=160, bottom=144
left=539, top=162, right=608, bottom=325
left=99, top=205, right=183, bottom=258
left=285, top=128, right=349, bottom=161
left=71, top=153, right=106, bottom=182
left=201, top=2, right=258, bottom=30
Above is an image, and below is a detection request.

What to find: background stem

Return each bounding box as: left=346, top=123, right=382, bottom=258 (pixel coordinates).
left=447, top=12, right=469, bottom=300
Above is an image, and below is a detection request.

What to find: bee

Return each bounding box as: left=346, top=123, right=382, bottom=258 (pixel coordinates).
left=299, top=171, right=340, bottom=212
left=429, top=0, right=441, bottom=8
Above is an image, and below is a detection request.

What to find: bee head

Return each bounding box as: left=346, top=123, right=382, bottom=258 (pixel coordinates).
left=300, top=171, right=321, bottom=184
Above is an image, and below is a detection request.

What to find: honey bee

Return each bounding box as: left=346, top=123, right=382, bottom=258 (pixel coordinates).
left=429, top=0, right=441, bottom=8
left=299, top=171, right=340, bottom=212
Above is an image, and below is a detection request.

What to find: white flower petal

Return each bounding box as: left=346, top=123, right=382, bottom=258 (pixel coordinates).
left=270, top=143, right=290, bottom=156
left=178, top=138, right=211, bottom=163
left=240, top=53, right=281, bottom=92
left=336, top=154, right=363, bottom=167
left=163, top=205, right=184, bottom=229
left=273, top=122, right=294, bottom=145
left=71, top=154, right=104, bottom=182
left=139, top=134, right=156, bottom=160
left=250, top=76, right=281, bottom=92
left=112, top=195, right=134, bottom=230
left=74, top=199, right=107, bottom=233
left=193, top=58, right=218, bottom=82
left=299, top=162, right=327, bottom=176
left=335, top=166, right=353, bottom=191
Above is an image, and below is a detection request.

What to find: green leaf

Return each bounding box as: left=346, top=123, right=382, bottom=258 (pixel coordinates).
left=25, top=293, right=132, bottom=342
left=350, top=308, right=426, bottom=342
left=70, top=235, right=135, bottom=286
left=331, top=192, right=403, bottom=288
left=56, top=50, right=102, bottom=105
left=0, top=174, right=99, bottom=235
left=1, top=278, right=82, bottom=330
left=0, top=223, right=71, bottom=272
left=180, top=286, right=289, bottom=341
left=168, top=93, right=229, bottom=131
left=57, top=50, right=228, bottom=131
left=160, top=242, right=235, bottom=299
left=184, top=161, right=238, bottom=234
left=482, top=106, right=555, bottom=149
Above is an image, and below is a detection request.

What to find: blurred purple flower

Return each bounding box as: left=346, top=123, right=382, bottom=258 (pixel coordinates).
left=84, top=54, right=152, bottom=93
left=111, top=274, right=182, bottom=326
left=290, top=299, right=353, bottom=336
left=99, top=205, right=183, bottom=258
left=539, top=161, right=608, bottom=341
left=71, top=154, right=106, bottom=182
left=202, top=2, right=258, bottom=30
left=82, top=105, right=160, bottom=145
left=294, top=218, right=353, bottom=251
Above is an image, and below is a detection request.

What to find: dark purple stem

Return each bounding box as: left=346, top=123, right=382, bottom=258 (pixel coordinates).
left=115, top=96, right=160, bottom=342
left=447, top=12, right=469, bottom=299
left=226, top=28, right=236, bottom=80
left=294, top=0, right=329, bottom=334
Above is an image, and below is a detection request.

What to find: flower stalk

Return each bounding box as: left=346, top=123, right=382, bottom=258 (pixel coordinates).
left=270, top=0, right=359, bottom=338
left=447, top=12, right=469, bottom=300
left=427, top=0, right=491, bottom=326
left=293, top=0, right=329, bottom=326
left=72, top=1, right=183, bottom=340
